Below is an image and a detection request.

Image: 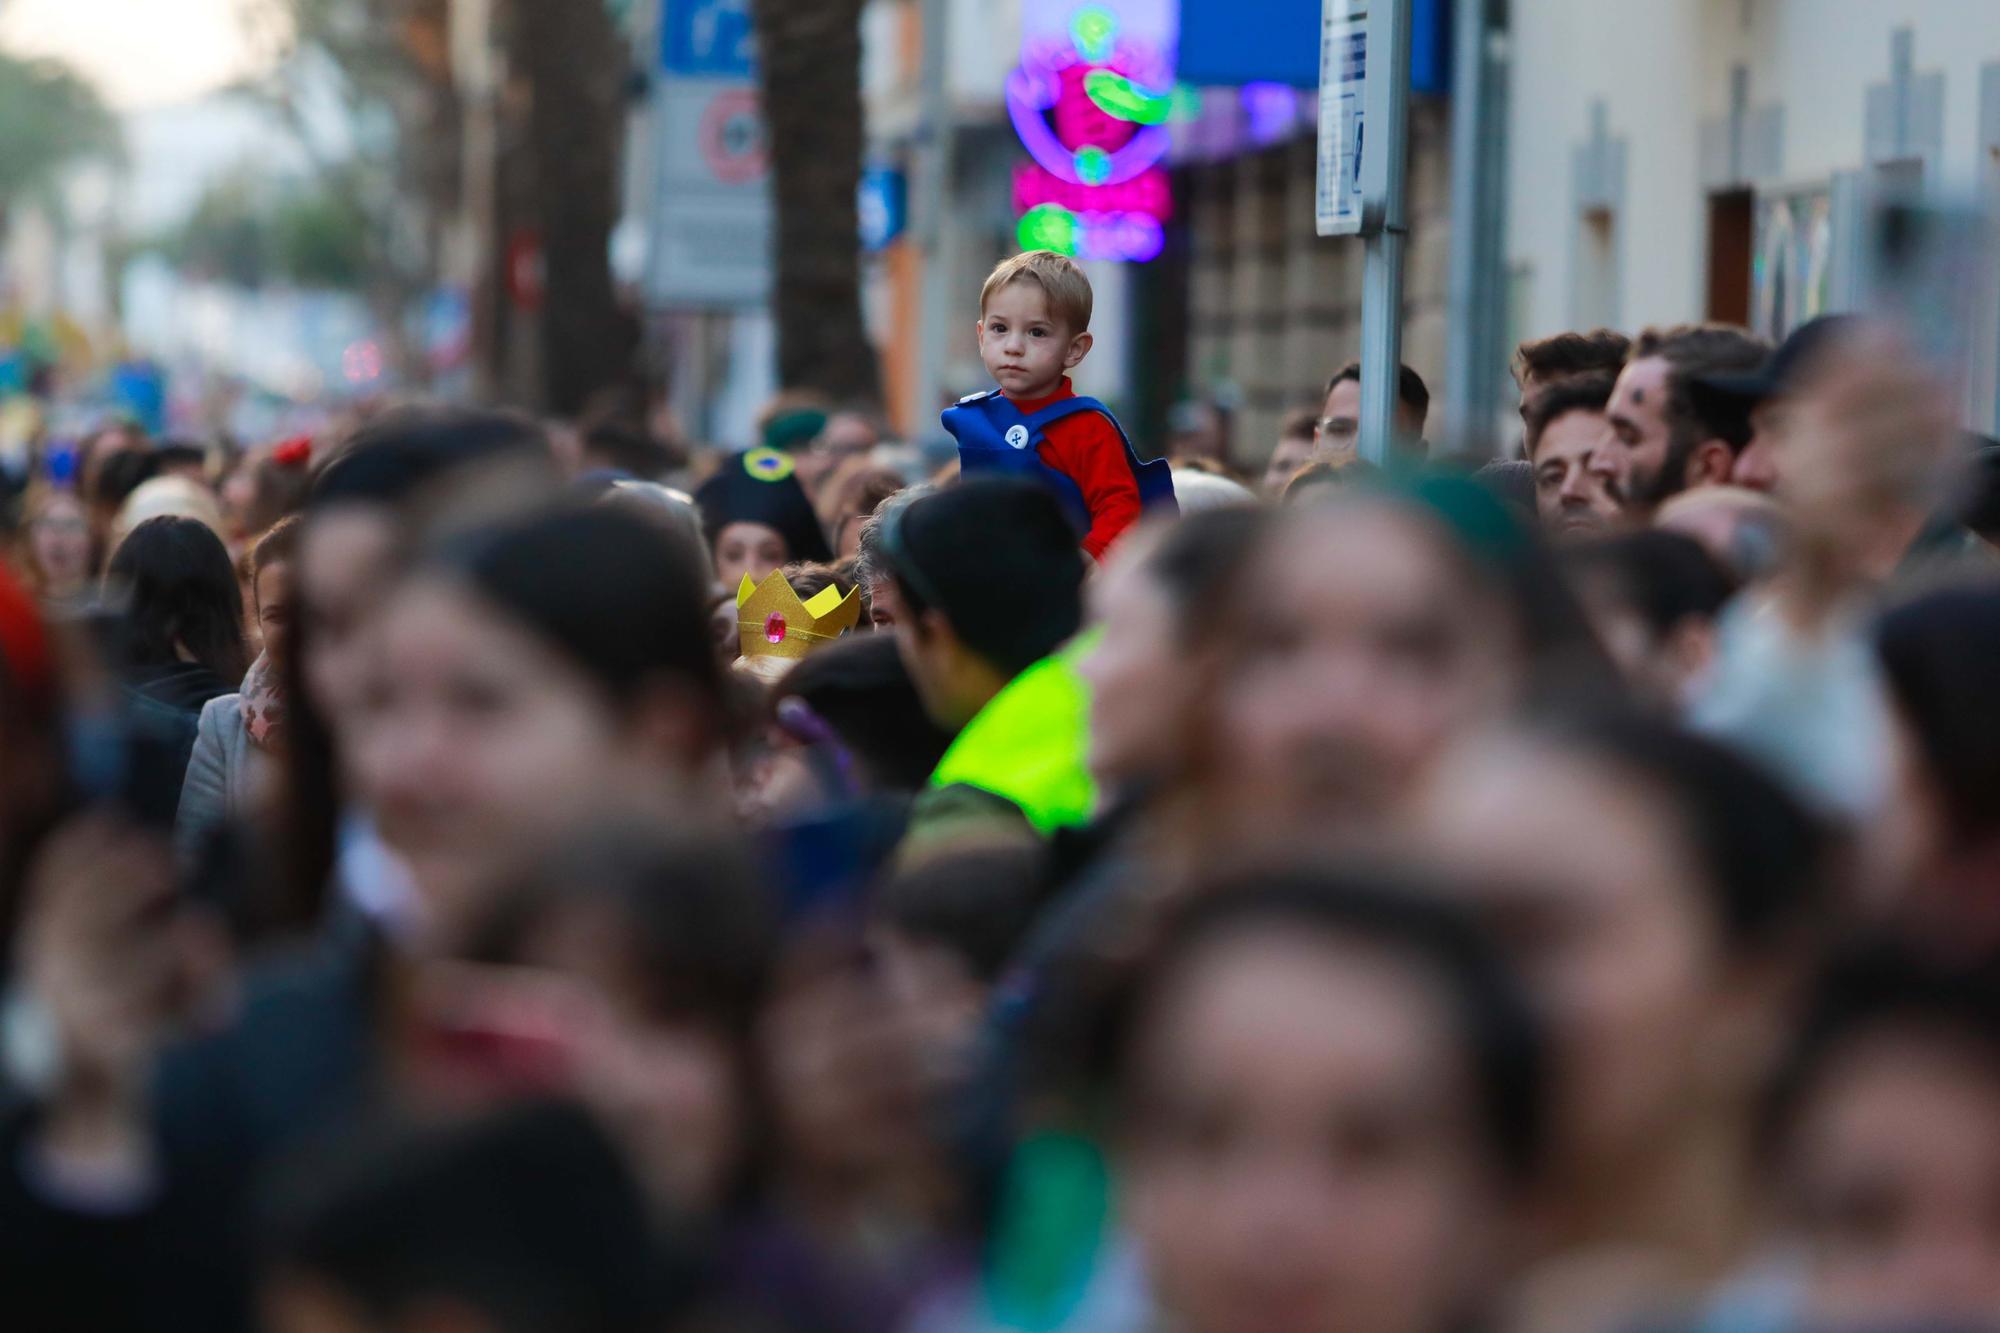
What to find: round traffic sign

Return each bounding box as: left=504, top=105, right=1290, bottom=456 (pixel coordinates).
left=700, top=88, right=768, bottom=185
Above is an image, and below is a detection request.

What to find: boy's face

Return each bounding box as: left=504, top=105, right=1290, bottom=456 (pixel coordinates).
left=977, top=279, right=1092, bottom=399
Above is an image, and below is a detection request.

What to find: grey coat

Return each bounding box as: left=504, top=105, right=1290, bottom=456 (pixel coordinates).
left=175, top=693, right=270, bottom=863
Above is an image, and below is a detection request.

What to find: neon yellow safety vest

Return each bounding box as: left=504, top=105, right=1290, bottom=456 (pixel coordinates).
left=926, top=642, right=1098, bottom=837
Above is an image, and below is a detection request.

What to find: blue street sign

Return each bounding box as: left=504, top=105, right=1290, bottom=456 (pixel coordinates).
left=1180, top=0, right=1449, bottom=94
left=662, top=0, right=757, bottom=79
left=859, top=166, right=907, bottom=252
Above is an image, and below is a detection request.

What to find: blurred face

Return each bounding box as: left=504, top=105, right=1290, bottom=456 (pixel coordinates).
left=1318, top=379, right=1425, bottom=458
left=254, top=560, right=297, bottom=671
left=1079, top=551, right=1191, bottom=789
left=1531, top=409, right=1623, bottom=536
left=833, top=513, right=868, bottom=560
left=518, top=900, right=748, bottom=1214
left=713, top=521, right=787, bottom=593
left=81, top=426, right=142, bottom=501
left=28, top=492, right=91, bottom=594
left=1413, top=737, right=1725, bottom=1180
left=351, top=578, right=646, bottom=942
left=1203, top=509, right=1519, bottom=844
left=977, top=280, right=1091, bottom=400
left=299, top=508, right=398, bottom=732
left=760, top=938, right=962, bottom=1183
left=1124, top=929, right=1509, bottom=1333
left=1731, top=401, right=1784, bottom=491
left=219, top=466, right=259, bottom=536
left=1263, top=434, right=1317, bottom=498
left=1605, top=357, right=1679, bottom=510
left=1784, top=1029, right=2000, bottom=1328
left=892, top=603, right=973, bottom=731
left=802, top=414, right=878, bottom=497
left=1565, top=568, right=1699, bottom=706
left=866, top=577, right=905, bottom=631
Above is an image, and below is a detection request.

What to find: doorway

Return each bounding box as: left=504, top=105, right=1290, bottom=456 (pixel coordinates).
left=1706, top=189, right=1754, bottom=326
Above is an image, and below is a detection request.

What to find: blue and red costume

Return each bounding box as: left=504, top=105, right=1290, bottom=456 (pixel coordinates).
left=943, top=378, right=1176, bottom=559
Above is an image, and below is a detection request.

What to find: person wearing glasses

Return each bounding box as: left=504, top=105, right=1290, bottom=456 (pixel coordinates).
left=1317, top=360, right=1431, bottom=464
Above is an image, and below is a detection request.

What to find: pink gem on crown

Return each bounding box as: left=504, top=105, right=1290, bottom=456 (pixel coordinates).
left=764, top=613, right=787, bottom=644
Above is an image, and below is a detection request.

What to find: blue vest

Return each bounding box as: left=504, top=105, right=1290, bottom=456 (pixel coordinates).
left=942, top=390, right=1177, bottom=534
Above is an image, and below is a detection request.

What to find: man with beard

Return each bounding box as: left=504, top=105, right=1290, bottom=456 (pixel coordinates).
left=1604, top=325, right=1767, bottom=518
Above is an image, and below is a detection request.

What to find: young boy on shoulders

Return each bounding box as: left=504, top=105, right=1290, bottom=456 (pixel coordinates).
left=943, top=251, right=1174, bottom=559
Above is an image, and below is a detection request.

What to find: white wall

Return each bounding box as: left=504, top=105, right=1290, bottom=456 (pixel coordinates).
left=1733, top=0, right=2000, bottom=195
left=1506, top=0, right=1707, bottom=339
left=947, top=0, right=1021, bottom=110
left=1506, top=0, right=2000, bottom=341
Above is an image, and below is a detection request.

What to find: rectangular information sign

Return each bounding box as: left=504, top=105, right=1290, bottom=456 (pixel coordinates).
left=1316, top=0, right=1368, bottom=236
left=647, top=1, right=771, bottom=307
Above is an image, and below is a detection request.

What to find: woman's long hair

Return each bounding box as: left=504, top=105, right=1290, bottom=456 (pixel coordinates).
left=104, top=515, right=249, bottom=684
left=278, top=408, right=559, bottom=930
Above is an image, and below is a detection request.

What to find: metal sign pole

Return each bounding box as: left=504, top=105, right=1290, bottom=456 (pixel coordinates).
left=1358, top=0, right=1413, bottom=466
left=1444, top=0, right=1511, bottom=461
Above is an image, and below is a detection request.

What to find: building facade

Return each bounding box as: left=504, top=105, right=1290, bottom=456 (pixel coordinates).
left=1507, top=0, right=2000, bottom=432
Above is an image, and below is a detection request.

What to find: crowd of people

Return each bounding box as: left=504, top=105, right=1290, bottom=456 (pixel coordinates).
left=1, top=270, right=1999, bottom=1333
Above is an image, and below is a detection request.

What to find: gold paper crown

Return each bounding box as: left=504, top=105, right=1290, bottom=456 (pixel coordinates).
left=737, top=570, right=862, bottom=662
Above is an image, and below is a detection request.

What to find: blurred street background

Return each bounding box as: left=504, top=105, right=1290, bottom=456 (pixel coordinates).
left=1, top=0, right=1998, bottom=465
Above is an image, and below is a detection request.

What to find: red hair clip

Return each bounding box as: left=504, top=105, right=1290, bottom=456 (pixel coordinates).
left=272, top=436, right=313, bottom=468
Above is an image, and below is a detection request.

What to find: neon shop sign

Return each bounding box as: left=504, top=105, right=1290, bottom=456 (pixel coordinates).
left=1009, top=2, right=1179, bottom=263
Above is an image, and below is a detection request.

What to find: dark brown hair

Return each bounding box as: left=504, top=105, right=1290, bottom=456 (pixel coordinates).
left=1627, top=324, right=1770, bottom=453
left=1522, top=373, right=1616, bottom=458
left=1513, top=328, right=1631, bottom=389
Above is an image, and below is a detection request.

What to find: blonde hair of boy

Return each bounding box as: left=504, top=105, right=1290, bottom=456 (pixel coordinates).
left=980, top=250, right=1094, bottom=334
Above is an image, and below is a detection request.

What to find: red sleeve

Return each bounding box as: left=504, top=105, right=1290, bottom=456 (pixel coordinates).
left=1037, top=411, right=1143, bottom=560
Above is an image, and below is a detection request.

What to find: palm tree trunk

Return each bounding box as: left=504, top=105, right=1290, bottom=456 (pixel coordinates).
left=510, top=0, right=638, bottom=415
left=750, top=0, right=881, bottom=406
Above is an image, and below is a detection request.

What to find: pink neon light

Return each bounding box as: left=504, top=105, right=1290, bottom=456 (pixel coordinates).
left=1077, top=212, right=1166, bottom=263
left=1014, top=162, right=1171, bottom=221
left=1006, top=66, right=1169, bottom=187
left=1008, top=4, right=1176, bottom=262
left=1052, top=61, right=1138, bottom=151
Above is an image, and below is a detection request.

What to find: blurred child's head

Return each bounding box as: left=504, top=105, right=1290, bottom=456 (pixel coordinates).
left=260, top=1100, right=659, bottom=1333
left=976, top=250, right=1095, bottom=399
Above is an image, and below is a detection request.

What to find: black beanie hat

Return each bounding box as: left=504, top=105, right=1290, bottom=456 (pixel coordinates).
left=883, top=477, right=1084, bottom=676
left=695, top=448, right=834, bottom=566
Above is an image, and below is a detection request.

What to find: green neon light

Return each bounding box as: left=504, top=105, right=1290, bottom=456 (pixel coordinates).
left=1018, top=204, right=1079, bottom=255
left=1070, top=6, right=1117, bottom=63
left=1082, top=69, right=1173, bottom=125
left=1073, top=144, right=1112, bottom=185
